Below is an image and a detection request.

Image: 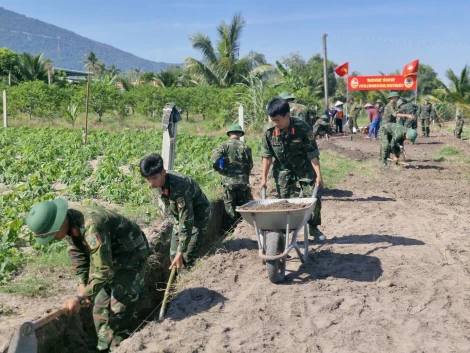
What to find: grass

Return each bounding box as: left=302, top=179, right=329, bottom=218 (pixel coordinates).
left=435, top=146, right=470, bottom=164
left=0, top=275, right=55, bottom=297
left=0, top=302, right=14, bottom=316
left=321, top=150, right=376, bottom=188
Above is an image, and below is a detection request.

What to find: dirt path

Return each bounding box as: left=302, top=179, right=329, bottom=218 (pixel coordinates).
left=117, top=132, right=470, bottom=353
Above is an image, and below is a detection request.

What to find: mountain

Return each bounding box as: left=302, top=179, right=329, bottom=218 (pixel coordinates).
left=0, top=7, right=179, bottom=72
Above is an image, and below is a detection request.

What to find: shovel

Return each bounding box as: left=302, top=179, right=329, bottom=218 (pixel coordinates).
left=7, top=307, right=69, bottom=353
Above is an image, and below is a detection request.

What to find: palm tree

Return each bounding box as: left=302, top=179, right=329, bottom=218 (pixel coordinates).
left=83, top=51, right=102, bottom=144
left=185, top=13, right=272, bottom=87
left=16, top=52, right=50, bottom=82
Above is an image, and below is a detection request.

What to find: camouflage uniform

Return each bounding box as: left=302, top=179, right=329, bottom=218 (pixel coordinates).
left=160, top=171, right=211, bottom=267
left=399, top=103, right=418, bottom=129
left=382, top=101, right=397, bottom=124
left=211, top=138, right=253, bottom=223
left=455, top=117, right=464, bottom=139
left=379, top=123, right=408, bottom=165
left=377, top=104, right=385, bottom=116
left=290, top=102, right=313, bottom=129
left=65, top=205, right=149, bottom=351
left=417, top=102, right=432, bottom=136
left=346, top=101, right=361, bottom=132
left=261, top=117, right=322, bottom=235
left=312, top=119, right=332, bottom=138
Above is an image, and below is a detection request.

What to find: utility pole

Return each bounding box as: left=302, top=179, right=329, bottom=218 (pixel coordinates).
left=238, top=104, right=244, bottom=142
left=322, top=33, right=329, bottom=114
left=84, top=69, right=90, bottom=144
left=3, top=90, right=7, bottom=128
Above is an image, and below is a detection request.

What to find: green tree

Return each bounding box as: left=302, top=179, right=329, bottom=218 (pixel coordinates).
left=87, top=82, right=121, bottom=122
left=8, top=81, right=49, bottom=119
left=417, top=64, right=442, bottom=95
left=16, top=52, right=50, bottom=82
left=185, top=13, right=272, bottom=87
left=0, top=48, right=18, bottom=85
left=307, top=54, right=337, bottom=97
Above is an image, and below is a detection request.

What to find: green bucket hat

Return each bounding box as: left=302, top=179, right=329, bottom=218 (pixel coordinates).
left=26, top=198, right=68, bottom=245
left=320, top=114, right=329, bottom=120
left=279, top=91, right=295, bottom=100
left=406, top=128, right=418, bottom=145
left=424, top=96, right=430, bottom=101
left=227, top=124, right=244, bottom=136
left=376, top=99, right=383, bottom=103
left=387, top=92, right=400, bottom=99
left=396, top=99, right=405, bottom=107
left=457, top=111, right=462, bottom=117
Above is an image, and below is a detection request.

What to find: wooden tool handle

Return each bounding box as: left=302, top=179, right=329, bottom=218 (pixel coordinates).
left=32, top=307, right=69, bottom=330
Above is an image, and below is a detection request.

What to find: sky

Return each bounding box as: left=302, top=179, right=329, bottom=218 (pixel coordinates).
left=2, top=0, right=470, bottom=82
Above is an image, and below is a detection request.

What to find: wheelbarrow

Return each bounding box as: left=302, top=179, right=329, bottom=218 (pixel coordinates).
left=7, top=307, right=70, bottom=353
left=236, top=186, right=319, bottom=283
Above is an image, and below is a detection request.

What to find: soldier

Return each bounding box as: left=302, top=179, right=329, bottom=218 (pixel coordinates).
left=346, top=97, right=362, bottom=133
left=210, top=124, right=253, bottom=225
left=312, top=114, right=332, bottom=138
left=140, top=154, right=210, bottom=270
left=279, top=91, right=313, bottom=129
left=431, top=102, right=443, bottom=127
left=26, top=199, right=149, bottom=352
left=379, top=123, right=418, bottom=167
left=383, top=92, right=414, bottom=125
left=260, top=97, right=325, bottom=241
left=376, top=99, right=385, bottom=116
left=455, top=111, right=464, bottom=139
left=417, top=96, right=433, bottom=137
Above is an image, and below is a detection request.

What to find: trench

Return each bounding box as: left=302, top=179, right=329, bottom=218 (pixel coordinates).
left=4, top=200, right=225, bottom=353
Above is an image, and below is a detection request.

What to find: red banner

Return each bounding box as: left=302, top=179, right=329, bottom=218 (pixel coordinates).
left=348, top=75, right=417, bottom=91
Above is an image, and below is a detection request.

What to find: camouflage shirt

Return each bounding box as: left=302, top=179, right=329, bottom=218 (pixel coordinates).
left=456, top=117, right=464, bottom=130
left=290, top=102, right=313, bottom=128
left=381, top=123, right=408, bottom=149
left=160, top=171, right=211, bottom=254
left=210, top=138, right=253, bottom=186
left=261, top=117, right=320, bottom=180
left=417, top=102, right=432, bottom=119
left=65, top=206, right=149, bottom=299
left=346, top=102, right=361, bottom=118
left=382, top=101, right=397, bottom=124
left=399, top=103, right=418, bottom=129
left=312, top=119, right=331, bottom=137
left=377, top=105, right=385, bottom=116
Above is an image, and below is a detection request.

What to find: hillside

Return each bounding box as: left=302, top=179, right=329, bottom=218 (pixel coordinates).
left=0, top=7, right=179, bottom=72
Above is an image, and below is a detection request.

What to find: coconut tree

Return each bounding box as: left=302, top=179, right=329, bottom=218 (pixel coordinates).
left=83, top=52, right=102, bottom=143
left=16, top=52, right=50, bottom=82
left=185, top=13, right=272, bottom=87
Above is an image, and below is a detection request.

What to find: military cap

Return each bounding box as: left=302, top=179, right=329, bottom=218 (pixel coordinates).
left=376, top=99, right=383, bottom=103
left=424, top=96, right=431, bottom=101
left=387, top=92, right=400, bottom=99
left=320, top=114, right=329, bottom=120
left=457, top=111, right=462, bottom=117
left=406, top=129, right=418, bottom=144
left=26, top=198, right=68, bottom=245
left=396, top=99, right=405, bottom=107
left=347, top=97, right=354, bottom=102
left=278, top=91, right=295, bottom=100
left=227, top=124, right=244, bottom=136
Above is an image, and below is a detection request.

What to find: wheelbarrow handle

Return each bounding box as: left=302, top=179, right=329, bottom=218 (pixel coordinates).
left=262, top=186, right=266, bottom=200
left=32, top=307, right=70, bottom=330
left=312, top=185, right=320, bottom=199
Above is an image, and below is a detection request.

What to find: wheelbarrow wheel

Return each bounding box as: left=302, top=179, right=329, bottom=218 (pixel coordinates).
left=266, top=231, right=286, bottom=283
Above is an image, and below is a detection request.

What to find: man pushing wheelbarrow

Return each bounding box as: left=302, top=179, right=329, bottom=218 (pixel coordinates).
left=239, top=97, right=324, bottom=283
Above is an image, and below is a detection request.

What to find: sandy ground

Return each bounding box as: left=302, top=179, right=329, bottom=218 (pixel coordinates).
left=116, top=131, right=470, bottom=353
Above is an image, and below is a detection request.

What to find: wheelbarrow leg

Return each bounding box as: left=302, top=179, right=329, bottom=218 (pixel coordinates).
left=303, top=224, right=309, bottom=263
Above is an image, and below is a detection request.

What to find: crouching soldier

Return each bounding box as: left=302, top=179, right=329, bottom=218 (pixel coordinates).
left=312, top=114, right=332, bottom=138
left=140, top=154, right=211, bottom=271
left=379, top=123, right=417, bottom=167
left=211, top=124, right=253, bottom=226
left=26, top=199, right=149, bottom=352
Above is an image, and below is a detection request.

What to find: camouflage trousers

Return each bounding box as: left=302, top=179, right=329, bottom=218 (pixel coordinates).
left=455, top=128, right=462, bottom=139
left=223, top=184, right=252, bottom=224
left=421, top=118, right=430, bottom=136
left=93, top=260, right=147, bottom=351
left=404, top=117, right=418, bottom=130
left=170, top=208, right=210, bottom=268
left=379, top=131, right=400, bottom=164
left=273, top=169, right=322, bottom=232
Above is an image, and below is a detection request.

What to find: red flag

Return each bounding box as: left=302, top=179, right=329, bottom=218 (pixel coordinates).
left=402, top=59, right=419, bottom=77
left=334, top=62, right=349, bottom=77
